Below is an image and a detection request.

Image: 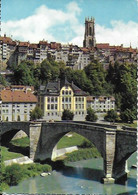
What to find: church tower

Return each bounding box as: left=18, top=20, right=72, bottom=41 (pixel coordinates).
left=83, top=17, right=96, bottom=48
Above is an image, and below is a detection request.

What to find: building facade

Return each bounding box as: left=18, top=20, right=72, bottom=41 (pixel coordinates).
left=87, top=96, right=115, bottom=112
left=0, top=17, right=137, bottom=71
left=38, top=80, right=87, bottom=121
left=0, top=86, right=37, bottom=121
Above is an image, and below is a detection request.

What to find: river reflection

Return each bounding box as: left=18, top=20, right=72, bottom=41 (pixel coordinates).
left=5, top=153, right=137, bottom=194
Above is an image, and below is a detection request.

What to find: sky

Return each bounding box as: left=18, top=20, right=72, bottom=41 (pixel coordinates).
left=1, top=0, right=138, bottom=48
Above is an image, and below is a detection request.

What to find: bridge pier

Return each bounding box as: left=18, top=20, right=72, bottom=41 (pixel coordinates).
left=102, top=129, right=116, bottom=184
left=29, top=123, right=42, bottom=161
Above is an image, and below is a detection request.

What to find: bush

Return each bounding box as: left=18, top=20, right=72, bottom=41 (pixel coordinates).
left=64, top=148, right=101, bottom=163
left=120, top=109, right=136, bottom=123
left=79, top=140, right=93, bottom=148
left=86, top=108, right=97, bottom=122
left=5, top=164, right=24, bottom=186
left=62, top=109, right=74, bottom=120
left=104, top=109, right=118, bottom=122
left=30, top=106, right=43, bottom=121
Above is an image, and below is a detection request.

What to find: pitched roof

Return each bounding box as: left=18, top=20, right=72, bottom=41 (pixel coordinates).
left=39, top=79, right=88, bottom=96
left=0, top=90, right=37, bottom=103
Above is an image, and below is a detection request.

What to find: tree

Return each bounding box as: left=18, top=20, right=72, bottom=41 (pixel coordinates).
left=120, top=109, right=136, bottom=123
left=62, top=109, right=74, bottom=120
left=86, top=108, right=97, bottom=122
left=30, top=106, right=43, bottom=121
left=104, top=109, right=118, bottom=122
left=84, top=61, right=107, bottom=95
left=13, top=61, right=35, bottom=86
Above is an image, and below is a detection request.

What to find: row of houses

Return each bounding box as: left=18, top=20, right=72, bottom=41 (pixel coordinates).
left=0, top=34, right=137, bottom=71
left=0, top=81, right=115, bottom=122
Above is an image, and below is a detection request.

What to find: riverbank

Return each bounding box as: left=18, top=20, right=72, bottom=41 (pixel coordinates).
left=0, top=162, right=52, bottom=192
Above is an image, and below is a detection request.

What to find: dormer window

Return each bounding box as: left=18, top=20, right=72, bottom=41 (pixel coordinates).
left=62, top=90, right=64, bottom=95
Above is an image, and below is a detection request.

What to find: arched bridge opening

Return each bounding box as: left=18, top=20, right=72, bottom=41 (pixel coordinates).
left=31, top=122, right=106, bottom=162
left=1, top=123, right=30, bottom=157
left=51, top=131, right=102, bottom=161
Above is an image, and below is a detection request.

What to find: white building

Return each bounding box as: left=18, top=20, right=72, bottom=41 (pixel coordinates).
left=87, top=96, right=115, bottom=112
left=0, top=86, right=37, bottom=121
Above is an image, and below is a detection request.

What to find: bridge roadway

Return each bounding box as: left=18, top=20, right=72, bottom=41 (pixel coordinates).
left=0, top=121, right=136, bottom=184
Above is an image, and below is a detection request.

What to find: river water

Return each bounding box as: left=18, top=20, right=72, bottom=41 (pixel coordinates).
left=5, top=152, right=137, bottom=194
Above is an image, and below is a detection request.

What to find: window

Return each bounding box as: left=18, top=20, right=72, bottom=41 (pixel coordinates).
left=76, top=104, right=78, bottom=109
left=55, top=104, right=57, bottom=109
left=55, top=97, right=57, bottom=102
left=65, top=97, right=68, bottom=102
left=62, top=104, right=64, bottom=109
left=48, top=97, right=50, bottom=102
left=62, top=90, right=64, bottom=95
left=51, top=97, right=54, bottom=102
left=65, top=90, right=68, bottom=95
left=69, top=90, right=71, bottom=95
left=51, top=104, right=54, bottom=109
left=47, top=104, right=50, bottom=110
left=69, top=97, right=71, bottom=102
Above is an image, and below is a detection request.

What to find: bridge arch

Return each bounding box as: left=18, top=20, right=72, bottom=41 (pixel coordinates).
left=0, top=122, right=30, bottom=145
left=32, top=122, right=106, bottom=162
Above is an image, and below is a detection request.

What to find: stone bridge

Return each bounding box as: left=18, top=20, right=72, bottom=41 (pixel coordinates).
left=0, top=121, right=136, bottom=184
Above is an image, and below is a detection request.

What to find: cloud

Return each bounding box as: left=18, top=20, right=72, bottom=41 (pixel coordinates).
left=70, top=20, right=138, bottom=48
left=2, top=2, right=82, bottom=43
left=95, top=20, right=138, bottom=48
left=2, top=2, right=138, bottom=48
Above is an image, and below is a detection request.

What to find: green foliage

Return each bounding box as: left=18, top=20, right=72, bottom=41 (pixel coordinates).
left=86, top=107, right=97, bottom=122
left=13, top=61, right=35, bottom=86
left=0, top=75, right=7, bottom=85
left=84, top=61, right=108, bottom=95
left=1, top=146, right=23, bottom=161
left=106, top=62, right=137, bottom=117
left=104, top=109, right=118, bottom=122
left=120, top=109, right=136, bottom=123
left=79, top=140, right=93, bottom=148
left=57, top=132, right=93, bottom=149
left=5, top=164, right=24, bottom=185
left=62, top=109, right=74, bottom=120
left=10, top=137, right=29, bottom=148
left=22, top=163, right=52, bottom=178
left=30, top=106, right=43, bottom=120
left=64, top=148, right=101, bottom=163
left=0, top=162, right=52, bottom=189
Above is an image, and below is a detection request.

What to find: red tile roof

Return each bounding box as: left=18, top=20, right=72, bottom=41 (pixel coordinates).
left=96, top=43, right=110, bottom=49
left=18, top=42, right=29, bottom=47
left=0, top=90, right=37, bottom=103
left=39, top=41, right=48, bottom=45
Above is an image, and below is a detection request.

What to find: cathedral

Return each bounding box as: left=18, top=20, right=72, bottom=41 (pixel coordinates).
left=83, top=17, right=96, bottom=48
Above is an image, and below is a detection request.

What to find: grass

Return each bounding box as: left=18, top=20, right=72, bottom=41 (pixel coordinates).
left=1, top=146, right=23, bottom=161
left=10, top=137, right=30, bottom=148
left=115, top=121, right=137, bottom=128
left=57, top=132, right=90, bottom=149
